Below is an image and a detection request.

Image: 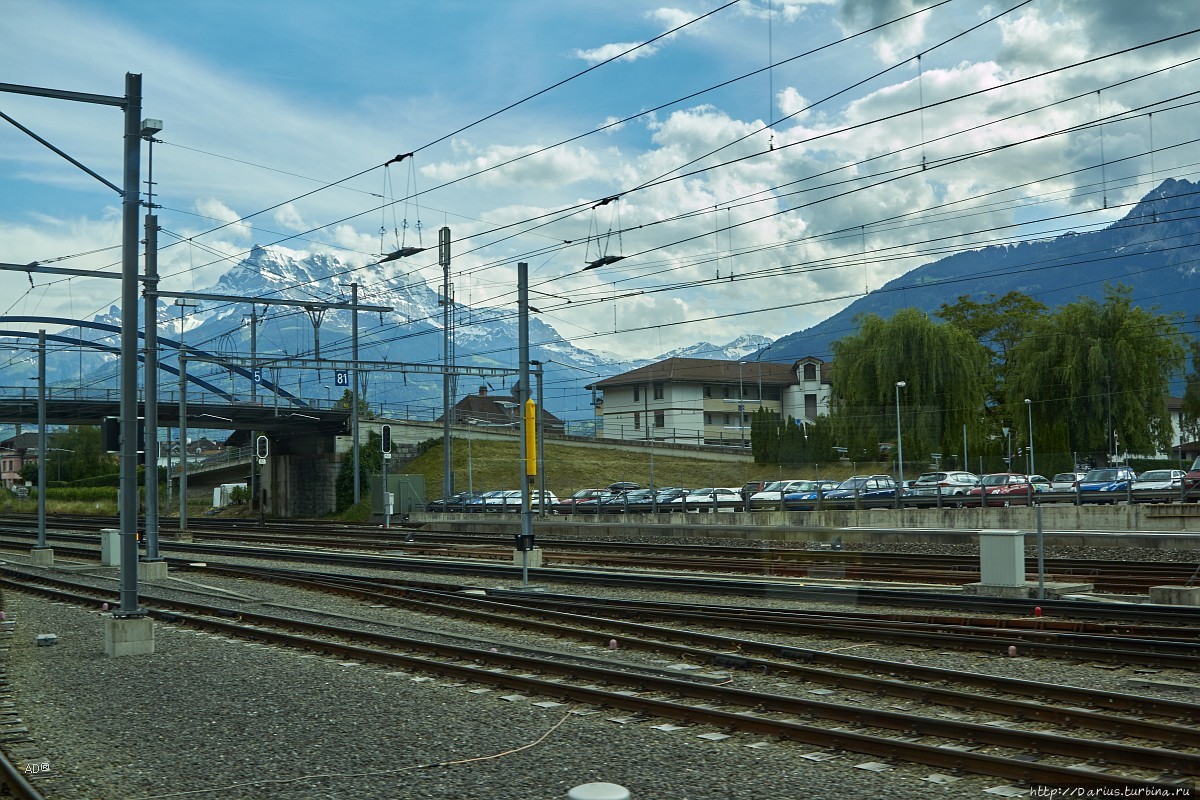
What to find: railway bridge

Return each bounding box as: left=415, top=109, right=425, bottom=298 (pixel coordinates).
left=0, top=388, right=352, bottom=517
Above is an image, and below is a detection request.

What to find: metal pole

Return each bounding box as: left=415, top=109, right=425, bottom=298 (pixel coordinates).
left=382, top=441, right=389, bottom=530
left=351, top=282, right=361, bottom=506
left=963, top=423, right=968, bottom=474
left=1025, top=398, right=1034, bottom=477
left=534, top=363, right=545, bottom=518
left=518, top=262, right=532, bottom=585
left=897, top=381, right=902, bottom=489
left=36, top=330, right=47, bottom=549
left=179, top=355, right=188, bottom=534
left=1036, top=503, right=1045, bottom=600
left=248, top=306, right=258, bottom=523
left=143, top=211, right=161, bottom=560
left=117, top=72, right=143, bottom=618
left=440, top=226, right=453, bottom=504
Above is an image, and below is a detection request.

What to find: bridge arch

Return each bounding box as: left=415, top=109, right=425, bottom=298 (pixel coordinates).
left=0, top=315, right=303, bottom=406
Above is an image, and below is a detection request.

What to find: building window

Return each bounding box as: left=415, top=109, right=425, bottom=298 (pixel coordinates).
left=722, top=386, right=730, bottom=398
left=654, top=410, right=665, bottom=428
left=703, top=385, right=712, bottom=398
left=633, top=387, right=640, bottom=402
left=653, top=382, right=664, bottom=400
left=724, top=413, right=730, bottom=425
left=704, top=413, right=712, bottom=425
left=805, top=393, right=818, bottom=421
left=803, top=362, right=817, bottom=381
left=633, top=412, right=641, bottom=429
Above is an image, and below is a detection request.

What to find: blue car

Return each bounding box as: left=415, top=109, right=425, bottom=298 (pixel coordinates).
left=784, top=474, right=897, bottom=510
left=1075, top=467, right=1138, bottom=503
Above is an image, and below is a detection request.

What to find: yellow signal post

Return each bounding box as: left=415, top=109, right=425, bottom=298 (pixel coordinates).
left=524, top=398, right=538, bottom=478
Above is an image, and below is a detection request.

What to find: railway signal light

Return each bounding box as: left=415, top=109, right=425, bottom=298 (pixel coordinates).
left=382, top=424, right=392, bottom=459
left=256, top=435, right=269, bottom=460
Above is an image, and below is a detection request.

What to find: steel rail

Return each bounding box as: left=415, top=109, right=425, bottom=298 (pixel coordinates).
left=0, top=571, right=1190, bottom=787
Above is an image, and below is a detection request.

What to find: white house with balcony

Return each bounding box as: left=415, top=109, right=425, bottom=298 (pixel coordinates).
left=587, top=356, right=832, bottom=447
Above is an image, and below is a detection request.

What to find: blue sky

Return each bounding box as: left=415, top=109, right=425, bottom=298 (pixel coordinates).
left=3, top=0, right=1199, bottom=360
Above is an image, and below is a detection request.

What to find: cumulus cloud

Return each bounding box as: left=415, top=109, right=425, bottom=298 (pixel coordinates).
left=273, top=203, right=309, bottom=233
left=572, top=42, right=660, bottom=65
left=196, top=198, right=253, bottom=241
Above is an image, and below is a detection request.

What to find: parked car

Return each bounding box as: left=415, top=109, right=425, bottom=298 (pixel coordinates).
left=782, top=478, right=851, bottom=511
left=556, top=488, right=611, bottom=514
left=479, top=489, right=525, bottom=511
left=607, top=481, right=641, bottom=493
left=1074, top=467, right=1138, bottom=503
left=1050, top=472, right=1087, bottom=491
left=598, top=488, right=657, bottom=512
left=909, top=471, right=979, bottom=497
left=529, top=490, right=559, bottom=512
left=1183, top=456, right=1200, bottom=497
left=669, top=487, right=743, bottom=512
left=652, top=487, right=690, bottom=506
left=819, top=475, right=899, bottom=504
left=1029, top=474, right=1052, bottom=493
left=425, top=491, right=484, bottom=512
left=464, top=490, right=508, bottom=512
left=741, top=480, right=772, bottom=500
left=749, top=479, right=837, bottom=509
left=966, top=473, right=1041, bottom=506
left=1132, top=469, right=1185, bottom=491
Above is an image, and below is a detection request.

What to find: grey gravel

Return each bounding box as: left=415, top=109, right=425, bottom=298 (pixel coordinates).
left=3, top=537, right=1198, bottom=799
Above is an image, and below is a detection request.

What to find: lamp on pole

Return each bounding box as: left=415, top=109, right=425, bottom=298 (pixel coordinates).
left=1025, top=398, right=1034, bottom=476
left=1002, top=426, right=1011, bottom=471
left=895, top=381, right=906, bottom=488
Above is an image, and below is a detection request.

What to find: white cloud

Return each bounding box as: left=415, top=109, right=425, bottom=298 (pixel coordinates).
left=572, top=42, right=660, bottom=65
left=273, top=203, right=309, bottom=233
left=196, top=198, right=253, bottom=241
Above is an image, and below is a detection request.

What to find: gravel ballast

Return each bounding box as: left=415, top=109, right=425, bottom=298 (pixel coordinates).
left=3, top=539, right=1198, bottom=800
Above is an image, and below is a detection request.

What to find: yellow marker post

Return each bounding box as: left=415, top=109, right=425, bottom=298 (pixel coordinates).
left=524, top=398, right=538, bottom=478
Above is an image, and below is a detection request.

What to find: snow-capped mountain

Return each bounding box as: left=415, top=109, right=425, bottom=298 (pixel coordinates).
left=62, top=246, right=631, bottom=423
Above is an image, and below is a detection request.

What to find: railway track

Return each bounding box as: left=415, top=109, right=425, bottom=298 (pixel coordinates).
left=1, top=565, right=1196, bottom=790
left=2, top=514, right=1197, bottom=594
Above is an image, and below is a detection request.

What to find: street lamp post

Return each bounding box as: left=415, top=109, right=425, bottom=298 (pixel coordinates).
left=895, top=381, right=906, bottom=493
left=1025, top=398, right=1034, bottom=476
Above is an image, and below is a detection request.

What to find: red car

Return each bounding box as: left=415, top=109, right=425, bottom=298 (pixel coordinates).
left=1183, top=457, right=1200, bottom=499
left=966, top=473, right=1040, bottom=506
left=555, top=488, right=612, bottom=514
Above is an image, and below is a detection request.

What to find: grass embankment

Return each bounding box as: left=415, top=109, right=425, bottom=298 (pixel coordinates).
left=404, top=439, right=873, bottom=499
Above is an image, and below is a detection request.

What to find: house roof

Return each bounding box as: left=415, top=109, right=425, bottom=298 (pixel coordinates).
left=437, top=392, right=566, bottom=429
left=589, top=356, right=828, bottom=389
left=0, top=432, right=41, bottom=452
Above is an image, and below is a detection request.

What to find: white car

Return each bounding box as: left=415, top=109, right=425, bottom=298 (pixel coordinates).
left=1131, top=469, right=1184, bottom=491
left=1050, top=472, right=1086, bottom=491
left=670, top=487, right=744, bottom=512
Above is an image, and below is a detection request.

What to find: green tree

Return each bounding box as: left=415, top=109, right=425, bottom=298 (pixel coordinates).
left=1179, top=337, right=1200, bottom=446
left=936, top=290, right=1046, bottom=410
left=830, top=308, right=992, bottom=465
left=38, top=426, right=118, bottom=483
left=1006, top=285, right=1185, bottom=461
left=334, top=389, right=373, bottom=418
left=335, top=430, right=383, bottom=511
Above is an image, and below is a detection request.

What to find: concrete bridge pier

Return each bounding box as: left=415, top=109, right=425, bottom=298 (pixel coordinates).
left=260, top=430, right=340, bottom=517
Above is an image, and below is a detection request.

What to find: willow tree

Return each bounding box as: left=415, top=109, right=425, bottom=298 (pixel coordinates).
left=831, top=308, right=991, bottom=465
left=1006, top=285, right=1185, bottom=461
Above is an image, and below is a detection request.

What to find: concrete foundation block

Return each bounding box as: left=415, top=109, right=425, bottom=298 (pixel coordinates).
left=34, top=633, right=58, bottom=646
left=137, top=560, right=169, bottom=581
left=174, top=530, right=193, bottom=543
left=104, top=616, right=155, bottom=657
left=30, top=547, right=54, bottom=567
left=1149, top=585, right=1200, bottom=606
left=962, top=582, right=1033, bottom=598
left=513, top=547, right=543, bottom=568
